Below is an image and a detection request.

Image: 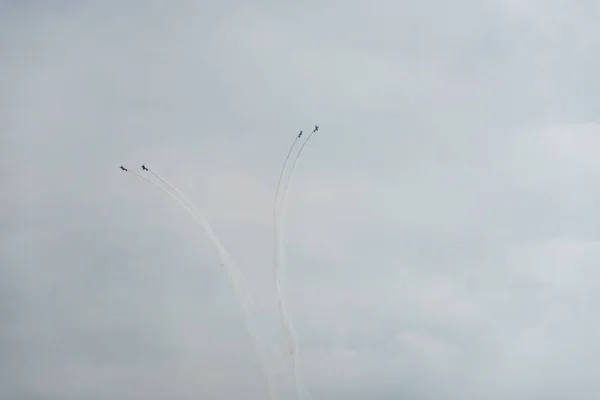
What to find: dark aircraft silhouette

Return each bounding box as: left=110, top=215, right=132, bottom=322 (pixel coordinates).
left=297, top=131, right=303, bottom=138
left=141, top=165, right=148, bottom=171
left=119, top=165, right=128, bottom=171
left=313, top=125, right=319, bottom=133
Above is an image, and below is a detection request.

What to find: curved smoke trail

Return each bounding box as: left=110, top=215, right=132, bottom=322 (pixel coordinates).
left=273, top=128, right=319, bottom=400
left=273, top=136, right=300, bottom=354
left=276, top=129, right=317, bottom=398
left=273, top=136, right=301, bottom=396
left=130, top=170, right=277, bottom=400
left=146, top=169, right=255, bottom=305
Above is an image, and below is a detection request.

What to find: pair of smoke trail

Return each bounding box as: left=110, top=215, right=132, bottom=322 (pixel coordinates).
left=273, top=128, right=319, bottom=400
left=130, top=169, right=277, bottom=400
left=130, top=128, right=319, bottom=400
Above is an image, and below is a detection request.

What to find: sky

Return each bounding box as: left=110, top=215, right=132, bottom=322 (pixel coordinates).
left=3, top=0, right=600, bottom=399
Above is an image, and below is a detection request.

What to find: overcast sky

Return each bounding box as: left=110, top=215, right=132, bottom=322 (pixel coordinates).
left=3, top=1, right=600, bottom=399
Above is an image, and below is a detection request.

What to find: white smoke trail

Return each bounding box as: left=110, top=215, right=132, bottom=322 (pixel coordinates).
left=146, top=169, right=255, bottom=306
left=276, top=128, right=320, bottom=399
left=273, top=135, right=301, bottom=361
left=130, top=170, right=277, bottom=400
left=273, top=135, right=302, bottom=399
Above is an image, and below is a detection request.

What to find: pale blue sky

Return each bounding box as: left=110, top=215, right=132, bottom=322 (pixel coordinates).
left=3, top=1, right=600, bottom=399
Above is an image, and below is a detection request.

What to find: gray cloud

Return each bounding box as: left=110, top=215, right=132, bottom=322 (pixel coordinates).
left=3, top=1, right=600, bottom=399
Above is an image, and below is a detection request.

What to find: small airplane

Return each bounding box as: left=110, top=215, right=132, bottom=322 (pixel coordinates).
left=119, top=165, right=128, bottom=171
left=297, top=131, right=303, bottom=138
left=313, top=125, right=319, bottom=133
left=141, top=165, right=148, bottom=171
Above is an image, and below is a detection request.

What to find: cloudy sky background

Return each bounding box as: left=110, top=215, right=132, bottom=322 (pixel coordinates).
left=3, top=0, right=600, bottom=398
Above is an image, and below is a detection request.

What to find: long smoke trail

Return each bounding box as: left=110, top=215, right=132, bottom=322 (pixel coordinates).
left=146, top=169, right=255, bottom=305
left=275, top=128, right=320, bottom=399
left=272, top=131, right=312, bottom=400
left=273, top=134, right=300, bottom=359
left=129, top=169, right=277, bottom=400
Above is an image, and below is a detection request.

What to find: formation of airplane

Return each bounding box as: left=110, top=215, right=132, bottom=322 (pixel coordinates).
left=119, top=165, right=149, bottom=172
left=298, top=125, right=318, bottom=137
left=298, top=125, right=319, bottom=138
left=121, top=125, right=319, bottom=174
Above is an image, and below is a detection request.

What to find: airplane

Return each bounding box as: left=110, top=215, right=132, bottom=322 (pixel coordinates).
left=313, top=125, right=319, bottom=133
left=297, top=130, right=303, bottom=138
left=141, top=165, right=148, bottom=171
left=119, top=165, right=128, bottom=171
